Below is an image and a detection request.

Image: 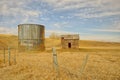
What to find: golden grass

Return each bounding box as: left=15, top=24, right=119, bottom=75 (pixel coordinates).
left=0, top=51, right=120, bottom=80
left=0, top=34, right=120, bottom=80
left=80, top=40, right=120, bottom=48
left=0, top=34, right=18, bottom=49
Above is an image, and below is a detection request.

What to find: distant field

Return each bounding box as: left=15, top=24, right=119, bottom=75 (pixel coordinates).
left=0, top=34, right=120, bottom=80
left=0, top=34, right=120, bottom=49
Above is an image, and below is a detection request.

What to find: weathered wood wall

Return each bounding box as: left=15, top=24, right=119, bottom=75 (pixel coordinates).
left=61, top=34, right=79, bottom=49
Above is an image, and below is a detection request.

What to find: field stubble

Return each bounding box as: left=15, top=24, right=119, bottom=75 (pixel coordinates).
left=0, top=50, right=120, bottom=80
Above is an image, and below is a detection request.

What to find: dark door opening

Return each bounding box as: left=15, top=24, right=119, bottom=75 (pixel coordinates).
left=68, top=43, right=71, bottom=48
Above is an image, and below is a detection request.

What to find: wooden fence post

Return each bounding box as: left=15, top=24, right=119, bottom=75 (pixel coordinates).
left=8, top=47, right=11, bottom=66
left=52, top=47, right=59, bottom=77
left=14, top=49, right=16, bottom=64
left=3, top=48, right=5, bottom=63
left=79, top=54, right=89, bottom=76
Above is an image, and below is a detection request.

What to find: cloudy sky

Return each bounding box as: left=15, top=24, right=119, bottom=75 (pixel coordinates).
left=0, top=0, right=120, bottom=42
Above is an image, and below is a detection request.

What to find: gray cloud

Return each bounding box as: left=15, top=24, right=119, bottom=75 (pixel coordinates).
left=0, top=0, right=42, bottom=23
left=53, top=22, right=70, bottom=28
left=41, top=0, right=120, bottom=18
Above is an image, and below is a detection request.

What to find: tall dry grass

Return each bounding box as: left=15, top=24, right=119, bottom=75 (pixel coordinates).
left=0, top=51, right=120, bottom=80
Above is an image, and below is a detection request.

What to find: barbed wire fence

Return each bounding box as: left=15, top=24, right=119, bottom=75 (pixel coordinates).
left=52, top=47, right=89, bottom=79
left=0, top=46, right=17, bottom=66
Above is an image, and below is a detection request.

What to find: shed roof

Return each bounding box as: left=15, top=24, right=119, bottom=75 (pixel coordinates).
left=61, top=34, right=79, bottom=39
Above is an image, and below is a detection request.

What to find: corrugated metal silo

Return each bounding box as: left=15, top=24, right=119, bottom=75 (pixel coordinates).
left=18, top=24, right=45, bottom=51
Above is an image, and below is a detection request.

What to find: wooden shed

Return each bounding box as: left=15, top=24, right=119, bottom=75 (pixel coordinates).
left=61, top=34, right=79, bottom=49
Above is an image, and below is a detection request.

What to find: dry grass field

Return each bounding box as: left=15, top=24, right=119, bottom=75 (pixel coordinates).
left=0, top=34, right=120, bottom=80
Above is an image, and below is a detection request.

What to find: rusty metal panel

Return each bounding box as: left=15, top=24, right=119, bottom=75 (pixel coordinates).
left=18, top=24, right=45, bottom=51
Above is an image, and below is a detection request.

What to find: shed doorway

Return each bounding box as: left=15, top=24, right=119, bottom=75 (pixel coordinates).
left=68, top=43, right=71, bottom=48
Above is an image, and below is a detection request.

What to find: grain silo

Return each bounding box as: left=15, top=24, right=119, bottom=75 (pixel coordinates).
left=18, top=24, right=45, bottom=51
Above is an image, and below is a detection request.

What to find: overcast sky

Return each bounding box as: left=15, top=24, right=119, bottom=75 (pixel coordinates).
left=0, top=0, right=120, bottom=42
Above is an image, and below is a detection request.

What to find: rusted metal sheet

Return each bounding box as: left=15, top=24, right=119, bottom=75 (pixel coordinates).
left=18, top=24, right=45, bottom=51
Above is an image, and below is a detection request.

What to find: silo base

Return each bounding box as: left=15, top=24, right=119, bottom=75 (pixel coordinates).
left=18, top=45, right=45, bottom=52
